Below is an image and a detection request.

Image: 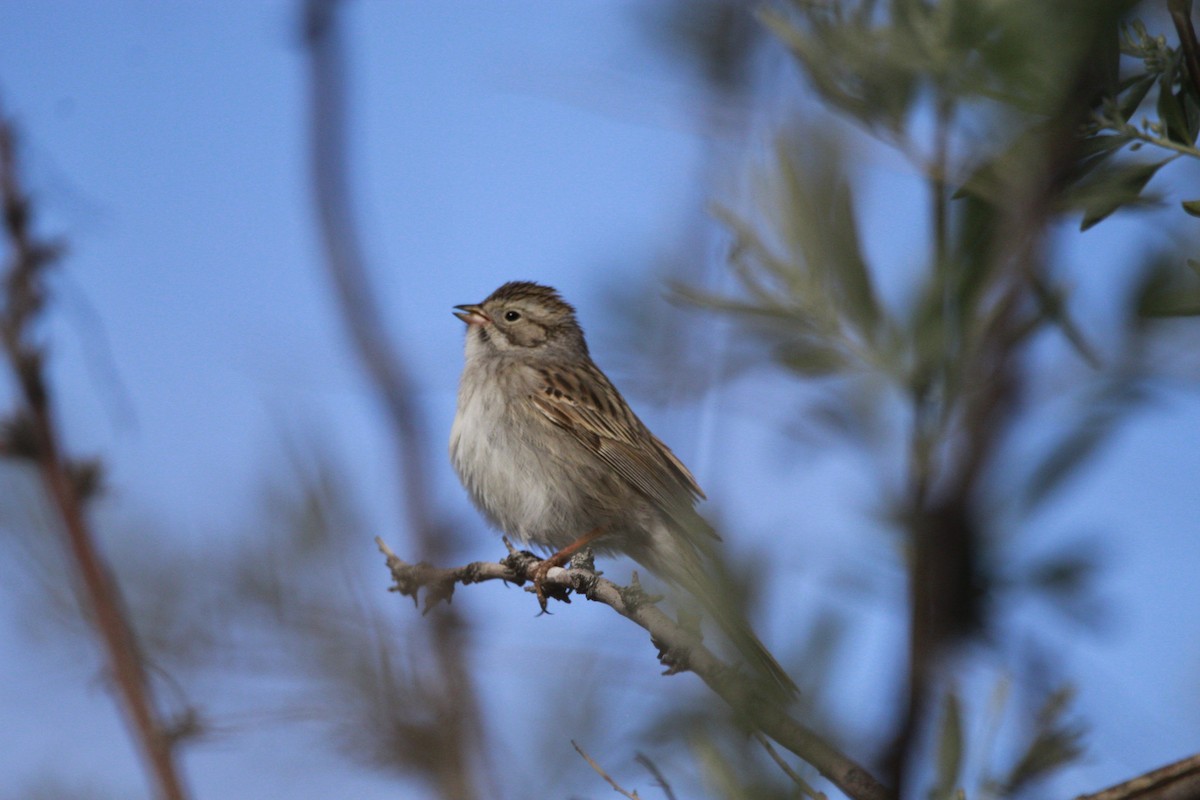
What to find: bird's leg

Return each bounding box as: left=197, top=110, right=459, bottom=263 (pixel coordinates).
left=534, top=526, right=607, bottom=610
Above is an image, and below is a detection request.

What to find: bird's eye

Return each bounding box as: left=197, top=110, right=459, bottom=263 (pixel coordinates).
left=504, top=310, right=521, bottom=322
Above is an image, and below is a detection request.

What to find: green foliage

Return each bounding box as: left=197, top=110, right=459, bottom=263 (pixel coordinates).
left=1136, top=253, right=1200, bottom=316
left=676, top=133, right=898, bottom=382
left=689, top=0, right=1200, bottom=508
left=677, top=1, right=1200, bottom=797
left=763, top=0, right=1129, bottom=127
left=689, top=0, right=1183, bottom=412
left=987, top=688, right=1087, bottom=797
left=926, top=683, right=1088, bottom=800
left=1078, top=14, right=1200, bottom=251
left=1072, top=157, right=1170, bottom=230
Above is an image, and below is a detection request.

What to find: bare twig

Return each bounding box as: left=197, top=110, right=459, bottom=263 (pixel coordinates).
left=574, top=740, right=642, bottom=799
left=0, top=111, right=190, bottom=799
left=1074, top=752, right=1200, bottom=800
left=376, top=539, right=894, bottom=800
left=635, top=752, right=678, bottom=800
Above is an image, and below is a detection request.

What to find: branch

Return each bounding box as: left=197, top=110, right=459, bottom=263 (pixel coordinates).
left=635, top=752, right=678, bottom=800
left=574, top=740, right=642, bottom=799
left=301, top=0, right=442, bottom=558
left=0, top=110, right=190, bottom=798
left=1075, top=752, right=1200, bottom=800
left=302, top=2, right=484, bottom=797
left=375, top=538, right=894, bottom=800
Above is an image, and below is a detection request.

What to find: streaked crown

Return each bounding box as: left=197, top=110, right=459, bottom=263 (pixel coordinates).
left=484, top=281, right=577, bottom=318
left=464, top=281, right=588, bottom=355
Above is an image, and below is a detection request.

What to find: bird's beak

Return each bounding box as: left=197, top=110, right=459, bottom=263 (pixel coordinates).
left=453, top=303, right=490, bottom=326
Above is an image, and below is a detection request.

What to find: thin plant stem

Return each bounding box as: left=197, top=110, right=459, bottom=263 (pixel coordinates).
left=0, top=110, right=190, bottom=800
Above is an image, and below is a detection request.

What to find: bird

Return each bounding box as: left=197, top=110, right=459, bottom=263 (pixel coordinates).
left=449, top=280, right=796, bottom=695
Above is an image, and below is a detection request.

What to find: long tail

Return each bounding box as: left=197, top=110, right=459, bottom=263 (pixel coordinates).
left=660, top=547, right=799, bottom=699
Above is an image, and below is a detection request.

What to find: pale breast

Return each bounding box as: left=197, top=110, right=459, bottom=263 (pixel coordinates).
left=450, top=360, right=598, bottom=550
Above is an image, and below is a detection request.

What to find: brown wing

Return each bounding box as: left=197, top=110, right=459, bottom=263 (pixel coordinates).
left=527, top=361, right=715, bottom=538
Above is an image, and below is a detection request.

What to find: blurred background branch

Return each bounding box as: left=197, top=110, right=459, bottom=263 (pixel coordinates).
left=302, top=1, right=484, bottom=796
left=0, top=110, right=191, bottom=799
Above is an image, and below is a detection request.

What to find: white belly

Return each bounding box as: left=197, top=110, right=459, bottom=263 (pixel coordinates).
left=450, top=370, right=571, bottom=547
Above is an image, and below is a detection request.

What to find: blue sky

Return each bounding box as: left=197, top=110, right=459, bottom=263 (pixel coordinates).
left=0, top=2, right=1197, bottom=798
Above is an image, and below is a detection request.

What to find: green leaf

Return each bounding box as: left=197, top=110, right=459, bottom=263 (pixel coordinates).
left=1029, top=550, right=1099, bottom=597
left=758, top=6, right=918, bottom=132
left=930, top=691, right=964, bottom=800
left=1001, top=687, right=1086, bottom=795
left=1076, top=134, right=1131, bottom=161
left=953, top=157, right=1004, bottom=202
left=1117, top=72, right=1157, bottom=121
left=1142, top=297, right=1200, bottom=317
left=1182, top=199, right=1200, bottom=217
left=1025, top=417, right=1109, bottom=508
left=672, top=283, right=804, bottom=327
left=1028, top=275, right=1101, bottom=367
left=1024, top=368, right=1147, bottom=510
left=1137, top=258, right=1200, bottom=317
left=1158, top=64, right=1191, bottom=144
left=959, top=129, right=1129, bottom=207
left=825, top=177, right=883, bottom=339
left=1077, top=159, right=1169, bottom=230
left=1185, top=85, right=1200, bottom=143
left=1068, top=135, right=1132, bottom=193
left=775, top=340, right=846, bottom=376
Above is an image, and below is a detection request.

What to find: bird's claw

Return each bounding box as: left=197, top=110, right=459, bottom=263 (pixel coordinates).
left=531, top=558, right=573, bottom=612
left=533, top=559, right=552, bottom=612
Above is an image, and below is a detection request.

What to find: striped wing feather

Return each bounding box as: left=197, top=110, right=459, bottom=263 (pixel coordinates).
left=528, top=361, right=795, bottom=694
left=527, top=361, right=713, bottom=537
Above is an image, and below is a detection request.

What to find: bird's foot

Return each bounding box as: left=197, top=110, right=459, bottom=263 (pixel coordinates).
left=530, top=527, right=608, bottom=613
left=532, top=556, right=573, bottom=613
left=533, top=558, right=553, bottom=612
